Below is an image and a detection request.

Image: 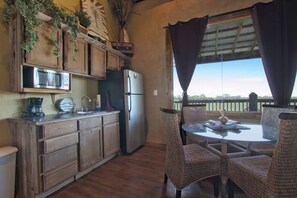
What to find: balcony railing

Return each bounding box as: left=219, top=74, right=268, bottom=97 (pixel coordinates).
left=173, top=93, right=297, bottom=112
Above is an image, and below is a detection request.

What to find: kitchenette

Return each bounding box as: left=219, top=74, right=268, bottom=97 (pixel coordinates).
left=0, top=0, right=147, bottom=197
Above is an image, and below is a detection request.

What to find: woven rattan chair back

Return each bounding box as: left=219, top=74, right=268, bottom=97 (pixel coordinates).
left=261, top=105, right=297, bottom=129
left=228, top=113, right=297, bottom=197
left=160, top=108, right=185, bottom=172
left=160, top=108, right=221, bottom=198
left=182, top=104, right=207, bottom=124
left=267, top=112, right=297, bottom=197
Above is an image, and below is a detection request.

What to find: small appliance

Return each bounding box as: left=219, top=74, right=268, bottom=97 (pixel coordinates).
left=23, top=66, right=71, bottom=90
left=20, top=97, right=45, bottom=117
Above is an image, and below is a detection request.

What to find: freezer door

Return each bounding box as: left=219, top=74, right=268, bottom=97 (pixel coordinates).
left=124, top=94, right=145, bottom=153
left=123, top=70, right=144, bottom=94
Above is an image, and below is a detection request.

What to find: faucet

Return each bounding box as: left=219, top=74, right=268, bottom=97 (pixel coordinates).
left=81, top=96, right=91, bottom=111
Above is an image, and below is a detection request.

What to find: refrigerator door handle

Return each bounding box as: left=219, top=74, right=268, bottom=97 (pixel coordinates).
left=128, top=75, right=131, bottom=94
left=128, top=94, right=132, bottom=120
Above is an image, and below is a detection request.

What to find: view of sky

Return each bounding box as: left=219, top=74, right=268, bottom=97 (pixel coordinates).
left=173, top=58, right=297, bottom=97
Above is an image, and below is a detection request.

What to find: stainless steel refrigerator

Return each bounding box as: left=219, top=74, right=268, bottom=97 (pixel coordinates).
left=98, top=69, right=146, bottom=154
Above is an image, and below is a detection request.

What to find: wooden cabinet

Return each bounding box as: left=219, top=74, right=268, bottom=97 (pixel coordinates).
left=90, top=44, right=106, bottom=78
left=8, top=112, right=120, bottom=198
left=107, top=52, right=120, bottom=70
left=8, top=119, right=78, bottom=198
left=103, top=114, right=120, bottom=157
left=64, top=36, right=88, bottom=75
left=103, top=122, right=120, bottom=157
left=79, top=127, right=102, bottom=170
left=39, top=120, right=79, bottom=192
left=9, top=13, right=131, bottom=93
left=25, top=20, right=63, bottom=70
left=78, top=116, right=103, bottom=171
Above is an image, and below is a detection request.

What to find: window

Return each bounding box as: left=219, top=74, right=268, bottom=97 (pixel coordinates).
left=174, top=58, right=297, bottom=98
left=172, top=9, right=297, bottom=110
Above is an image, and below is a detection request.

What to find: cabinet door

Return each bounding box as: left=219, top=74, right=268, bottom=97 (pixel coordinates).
left=103, top=122, right=120, bottom=157
left=79, top=127, right=102, bottom=171
left=25, top=21, right=62, bottom=70
left=107, top=52, right=120, bottom=70
left=64, top=36, right=88, bottom=75
left=90, top=44, right=106, bottom=78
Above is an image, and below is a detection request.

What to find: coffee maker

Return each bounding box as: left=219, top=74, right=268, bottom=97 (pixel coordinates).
left=20, top=97, right=45, bottom=117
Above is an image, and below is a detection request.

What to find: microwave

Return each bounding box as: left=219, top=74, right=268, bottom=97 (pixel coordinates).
left=23, top=66, right=71, bottom=90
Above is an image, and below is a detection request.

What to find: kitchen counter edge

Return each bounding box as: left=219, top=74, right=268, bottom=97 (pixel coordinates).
left=7, top=111, right=120, bottom=125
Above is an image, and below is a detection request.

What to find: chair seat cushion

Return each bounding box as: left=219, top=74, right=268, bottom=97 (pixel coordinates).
left=184, top=144, right=220, bottom=163
left=250, top=142, right=275, bottom=157
left=181, top=144, right=220, bottom=187
left=228, top=155, right=271, bottom=198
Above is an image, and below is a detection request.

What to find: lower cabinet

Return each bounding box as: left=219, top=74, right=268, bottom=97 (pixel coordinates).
left=79, top=126, right=103, bottom=170
left=103, top=122, right=120, bottom=157
left=42, top=161, right=77, bottom=191
left=39, top=121, right=79, bottom=193
left=103, top=114, right=120, bottom=157
left=8, top=111, right=120, bottom=198
left=78, top=116, right=103, bottom=171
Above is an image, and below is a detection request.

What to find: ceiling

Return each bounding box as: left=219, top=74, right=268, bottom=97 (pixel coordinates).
left=134, top=1, right=260, bottom=64
left=198, top=13, right=260, bottom=64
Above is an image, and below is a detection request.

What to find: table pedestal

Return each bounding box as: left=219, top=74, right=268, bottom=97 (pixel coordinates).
left=207, top=140, right=251, bottom=197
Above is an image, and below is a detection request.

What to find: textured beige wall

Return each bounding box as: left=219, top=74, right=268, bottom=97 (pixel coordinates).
left=128, top=0, right=271, bottom=144
left=0, top=0, right=119, bottom=147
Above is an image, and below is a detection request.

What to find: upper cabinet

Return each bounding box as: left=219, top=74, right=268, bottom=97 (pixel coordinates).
left=9, top=12, right=131, bottom=93
left=107, top=52, right=120, bottom=71
left=25, top=20, right=63, bottom=70
left=64, top=36, right=88, bottom=75
left=90, top=44, right=106, bottom=78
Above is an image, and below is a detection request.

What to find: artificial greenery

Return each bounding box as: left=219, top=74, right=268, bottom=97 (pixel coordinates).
left=2, top=0, right=80, bottom=57
left=75, top=10, right=91, bottom=28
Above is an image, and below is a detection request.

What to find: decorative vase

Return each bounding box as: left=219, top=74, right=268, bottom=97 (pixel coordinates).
left=118, top=26, right=130, bottom=43
left=219, top=115, right=228, bottom=125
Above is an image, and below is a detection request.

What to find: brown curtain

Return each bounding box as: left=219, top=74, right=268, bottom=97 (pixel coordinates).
left=168, top=17, right=208, bottom=105
left=251, top=0, right=297, bottom=105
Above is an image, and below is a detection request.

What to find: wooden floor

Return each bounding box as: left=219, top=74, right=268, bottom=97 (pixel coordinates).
left=52, top=143, right=246, bottom=198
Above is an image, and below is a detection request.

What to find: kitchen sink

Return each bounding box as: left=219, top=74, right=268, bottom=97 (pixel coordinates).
left=76, top=111, right=93, bottom=115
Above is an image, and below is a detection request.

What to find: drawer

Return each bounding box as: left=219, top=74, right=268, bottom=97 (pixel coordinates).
left=42, top=161, right=77, bottom=191
left=103, top=114, right=119, bottom=125
left=79, top=116, right=102, bottom=130
left=41, top=144, right=77, bottom=173
left=41, top=120, right=78, bottom=139
left=43, top=133, right=78, bottom=154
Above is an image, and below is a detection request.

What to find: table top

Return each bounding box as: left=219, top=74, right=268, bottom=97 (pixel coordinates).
left=182, top=121, right=278, bottom=142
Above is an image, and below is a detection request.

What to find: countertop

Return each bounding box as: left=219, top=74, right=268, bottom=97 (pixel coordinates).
left=8, top=110, right=120, bottom=125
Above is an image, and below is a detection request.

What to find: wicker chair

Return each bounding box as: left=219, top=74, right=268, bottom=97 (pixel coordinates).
left=160, top=108, right=221, bottom=198
left=235, top=105, right=297, bottom=156
left=182, top=104, right=219, bottom=147
left=228, top=112, right=297, bottom=197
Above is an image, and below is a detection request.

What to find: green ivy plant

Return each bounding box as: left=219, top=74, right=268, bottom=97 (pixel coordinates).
left=2, top=0, right=80, bottom=58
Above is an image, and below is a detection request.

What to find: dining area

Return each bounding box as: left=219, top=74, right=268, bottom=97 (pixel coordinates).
left=159, top=104, right=297, bottom=198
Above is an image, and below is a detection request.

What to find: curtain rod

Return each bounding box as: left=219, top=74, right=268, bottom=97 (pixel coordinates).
left=163, top=2, right=271, bottom=29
